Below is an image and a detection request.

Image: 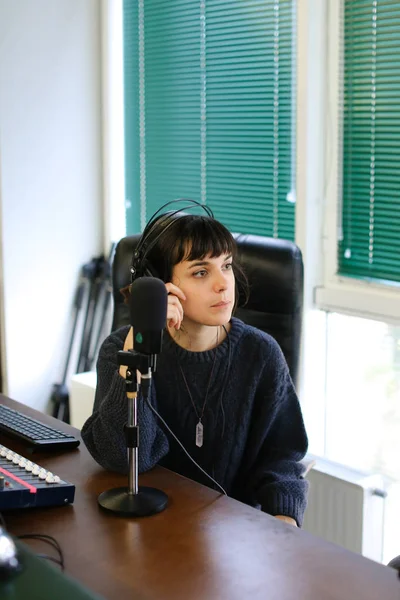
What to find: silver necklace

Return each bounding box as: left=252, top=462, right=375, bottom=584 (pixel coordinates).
left=178, top=327, right=219, bottom=448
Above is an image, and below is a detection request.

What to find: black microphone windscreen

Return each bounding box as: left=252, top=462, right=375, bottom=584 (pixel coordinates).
left=129, top=277, right=168, bottom=355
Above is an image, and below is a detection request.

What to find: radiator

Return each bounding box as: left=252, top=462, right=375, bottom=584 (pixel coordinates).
left=302, top=455, right=386, bottom=562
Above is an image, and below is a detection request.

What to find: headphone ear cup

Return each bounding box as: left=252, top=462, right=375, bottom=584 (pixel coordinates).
left=130, top=265, right=139, bottom=282
left=130, top=242, right=149, bottom=282
left=143, top=261, right=160, bottom=279
left=131, top=256, right=160, bottom=282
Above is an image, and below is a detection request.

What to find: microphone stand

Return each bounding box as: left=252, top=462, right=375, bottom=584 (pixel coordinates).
left=97, top=349, right=168, bottom=516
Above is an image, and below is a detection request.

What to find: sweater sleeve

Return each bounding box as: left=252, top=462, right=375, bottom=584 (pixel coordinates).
left=240, top=338, right=309, bottom=527
left=81, top=329, right=169, bottom=474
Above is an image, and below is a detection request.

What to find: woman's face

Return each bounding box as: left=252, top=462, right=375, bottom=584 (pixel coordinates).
left=171, top=253, right=235, bottom=327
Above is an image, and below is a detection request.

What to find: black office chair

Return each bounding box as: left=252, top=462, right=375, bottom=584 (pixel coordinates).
left=111, top=232, right=303, bottom=388
left=388, top=555, right=400, bottom=577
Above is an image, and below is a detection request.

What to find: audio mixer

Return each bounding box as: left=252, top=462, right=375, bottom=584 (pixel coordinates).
left=0, top=444, right=75, bottom=510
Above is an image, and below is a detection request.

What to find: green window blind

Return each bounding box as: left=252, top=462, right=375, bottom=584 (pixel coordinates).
left=123, top=0, right=296, bottom=240
left=339, top=0, right=400, bottom=283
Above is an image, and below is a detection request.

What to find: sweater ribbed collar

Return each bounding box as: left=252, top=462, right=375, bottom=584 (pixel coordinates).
left=162, top=317, right=246, bottom=364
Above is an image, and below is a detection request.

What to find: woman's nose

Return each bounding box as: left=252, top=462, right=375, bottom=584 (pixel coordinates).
left=214, top=273, right=228, bottom=292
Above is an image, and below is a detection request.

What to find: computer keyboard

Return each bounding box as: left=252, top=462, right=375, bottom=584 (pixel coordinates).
left=0, top=404, right=80, bottom=451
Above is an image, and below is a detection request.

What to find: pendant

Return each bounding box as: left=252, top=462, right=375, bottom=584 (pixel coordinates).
left=196, top=421, right=204, bottom=448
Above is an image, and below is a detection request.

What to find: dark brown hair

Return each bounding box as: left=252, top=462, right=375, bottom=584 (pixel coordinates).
left=121, top=213, right=249, bottom=311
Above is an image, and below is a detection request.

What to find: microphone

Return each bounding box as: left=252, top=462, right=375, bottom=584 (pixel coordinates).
left=130, top=277, right=168, bottom=397
left=130, top=276, right=168, bottom=355
left=97, top=276, right=169, bottom=517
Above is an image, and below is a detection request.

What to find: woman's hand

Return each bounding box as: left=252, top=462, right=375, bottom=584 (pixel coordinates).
left=119, top=328, right=137, bottom=379
left=274, top=515, right=298, bottom=527
left=165, top=282, right=186, bottom=330
left=119, top=282, right=185, bottom=378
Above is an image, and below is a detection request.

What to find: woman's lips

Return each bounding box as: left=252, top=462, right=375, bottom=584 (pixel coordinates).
left=211, top=301, right=231, bottom=308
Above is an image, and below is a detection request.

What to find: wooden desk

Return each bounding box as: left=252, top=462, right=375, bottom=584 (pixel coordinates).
left=1, top=395, right=399, bottom=600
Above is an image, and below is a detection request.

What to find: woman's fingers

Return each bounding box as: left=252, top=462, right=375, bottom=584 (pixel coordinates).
left=167, top=295, right=184, bottom=329
left=165, top=282, right=185, bottom=329
left=119, top=328, right=134, bottom=378
left=165, top=282, right=186, bottom=301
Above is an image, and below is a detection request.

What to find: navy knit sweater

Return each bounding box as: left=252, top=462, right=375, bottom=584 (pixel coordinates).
left=81, top=317, right=309, bottom=526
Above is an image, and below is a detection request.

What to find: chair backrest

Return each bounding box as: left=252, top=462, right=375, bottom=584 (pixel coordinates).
left=111, top=233, right=304, bottom=387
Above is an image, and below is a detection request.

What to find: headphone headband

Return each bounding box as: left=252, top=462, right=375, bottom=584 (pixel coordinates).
left=130, top=199, right=214, bottom=282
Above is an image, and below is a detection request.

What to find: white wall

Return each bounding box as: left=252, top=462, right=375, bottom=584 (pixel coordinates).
left=0, top=1, right=103, bottom=412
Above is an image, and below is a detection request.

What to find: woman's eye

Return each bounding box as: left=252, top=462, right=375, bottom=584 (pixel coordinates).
left=223, top=263, right=233, bottom=270
left=193, top=269, right=207, bottom=278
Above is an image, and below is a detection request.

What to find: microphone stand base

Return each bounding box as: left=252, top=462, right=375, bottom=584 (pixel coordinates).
left=98, top=486, right=168, bottom=517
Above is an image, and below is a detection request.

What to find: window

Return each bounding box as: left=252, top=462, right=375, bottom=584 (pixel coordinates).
left=315, top=0, right=400, bottom=322
left=340, top=0, right=400, bottom=284
left=324, top=313, right=400, bottom=481
left=123, top=0, right=297, bottom=240
left=299, top=1, right=400, bottom=564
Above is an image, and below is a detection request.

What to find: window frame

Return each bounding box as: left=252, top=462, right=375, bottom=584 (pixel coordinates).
left=101, top=0, right=126, bottom=249
left=312, top=0, right=400, bottom=324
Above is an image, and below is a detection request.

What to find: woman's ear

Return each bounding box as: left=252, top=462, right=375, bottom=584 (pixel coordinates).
left=120, top=285, right=132, bottom=306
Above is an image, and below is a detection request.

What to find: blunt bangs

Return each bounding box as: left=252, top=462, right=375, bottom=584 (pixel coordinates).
left=168, top=216, right=237, bottom=265
left=143, top=212, right=247, bottom=297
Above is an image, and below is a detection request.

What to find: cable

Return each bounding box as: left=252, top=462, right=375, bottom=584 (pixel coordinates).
left=218, top=324, right=232, bottom=439
left=0, top=516, right=65, bottom=572
left=143, top=393, right=227, bottom=496
left=18, top=533, right=65, bottom=571
left=18, top=533, right=63, bottom=559
left=36, top=554, right=64, bottom=569
left=141, top=322, right=232, bottom=496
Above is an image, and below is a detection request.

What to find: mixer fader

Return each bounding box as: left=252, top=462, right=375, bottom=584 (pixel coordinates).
left=0, top=444, right=75, bottom=510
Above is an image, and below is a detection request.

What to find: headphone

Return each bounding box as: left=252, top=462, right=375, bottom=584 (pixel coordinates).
left=130, top=198, right=215, bottom=282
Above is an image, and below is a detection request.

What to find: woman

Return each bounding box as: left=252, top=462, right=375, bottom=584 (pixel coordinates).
left=82, top=208, right=309, bottom=527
